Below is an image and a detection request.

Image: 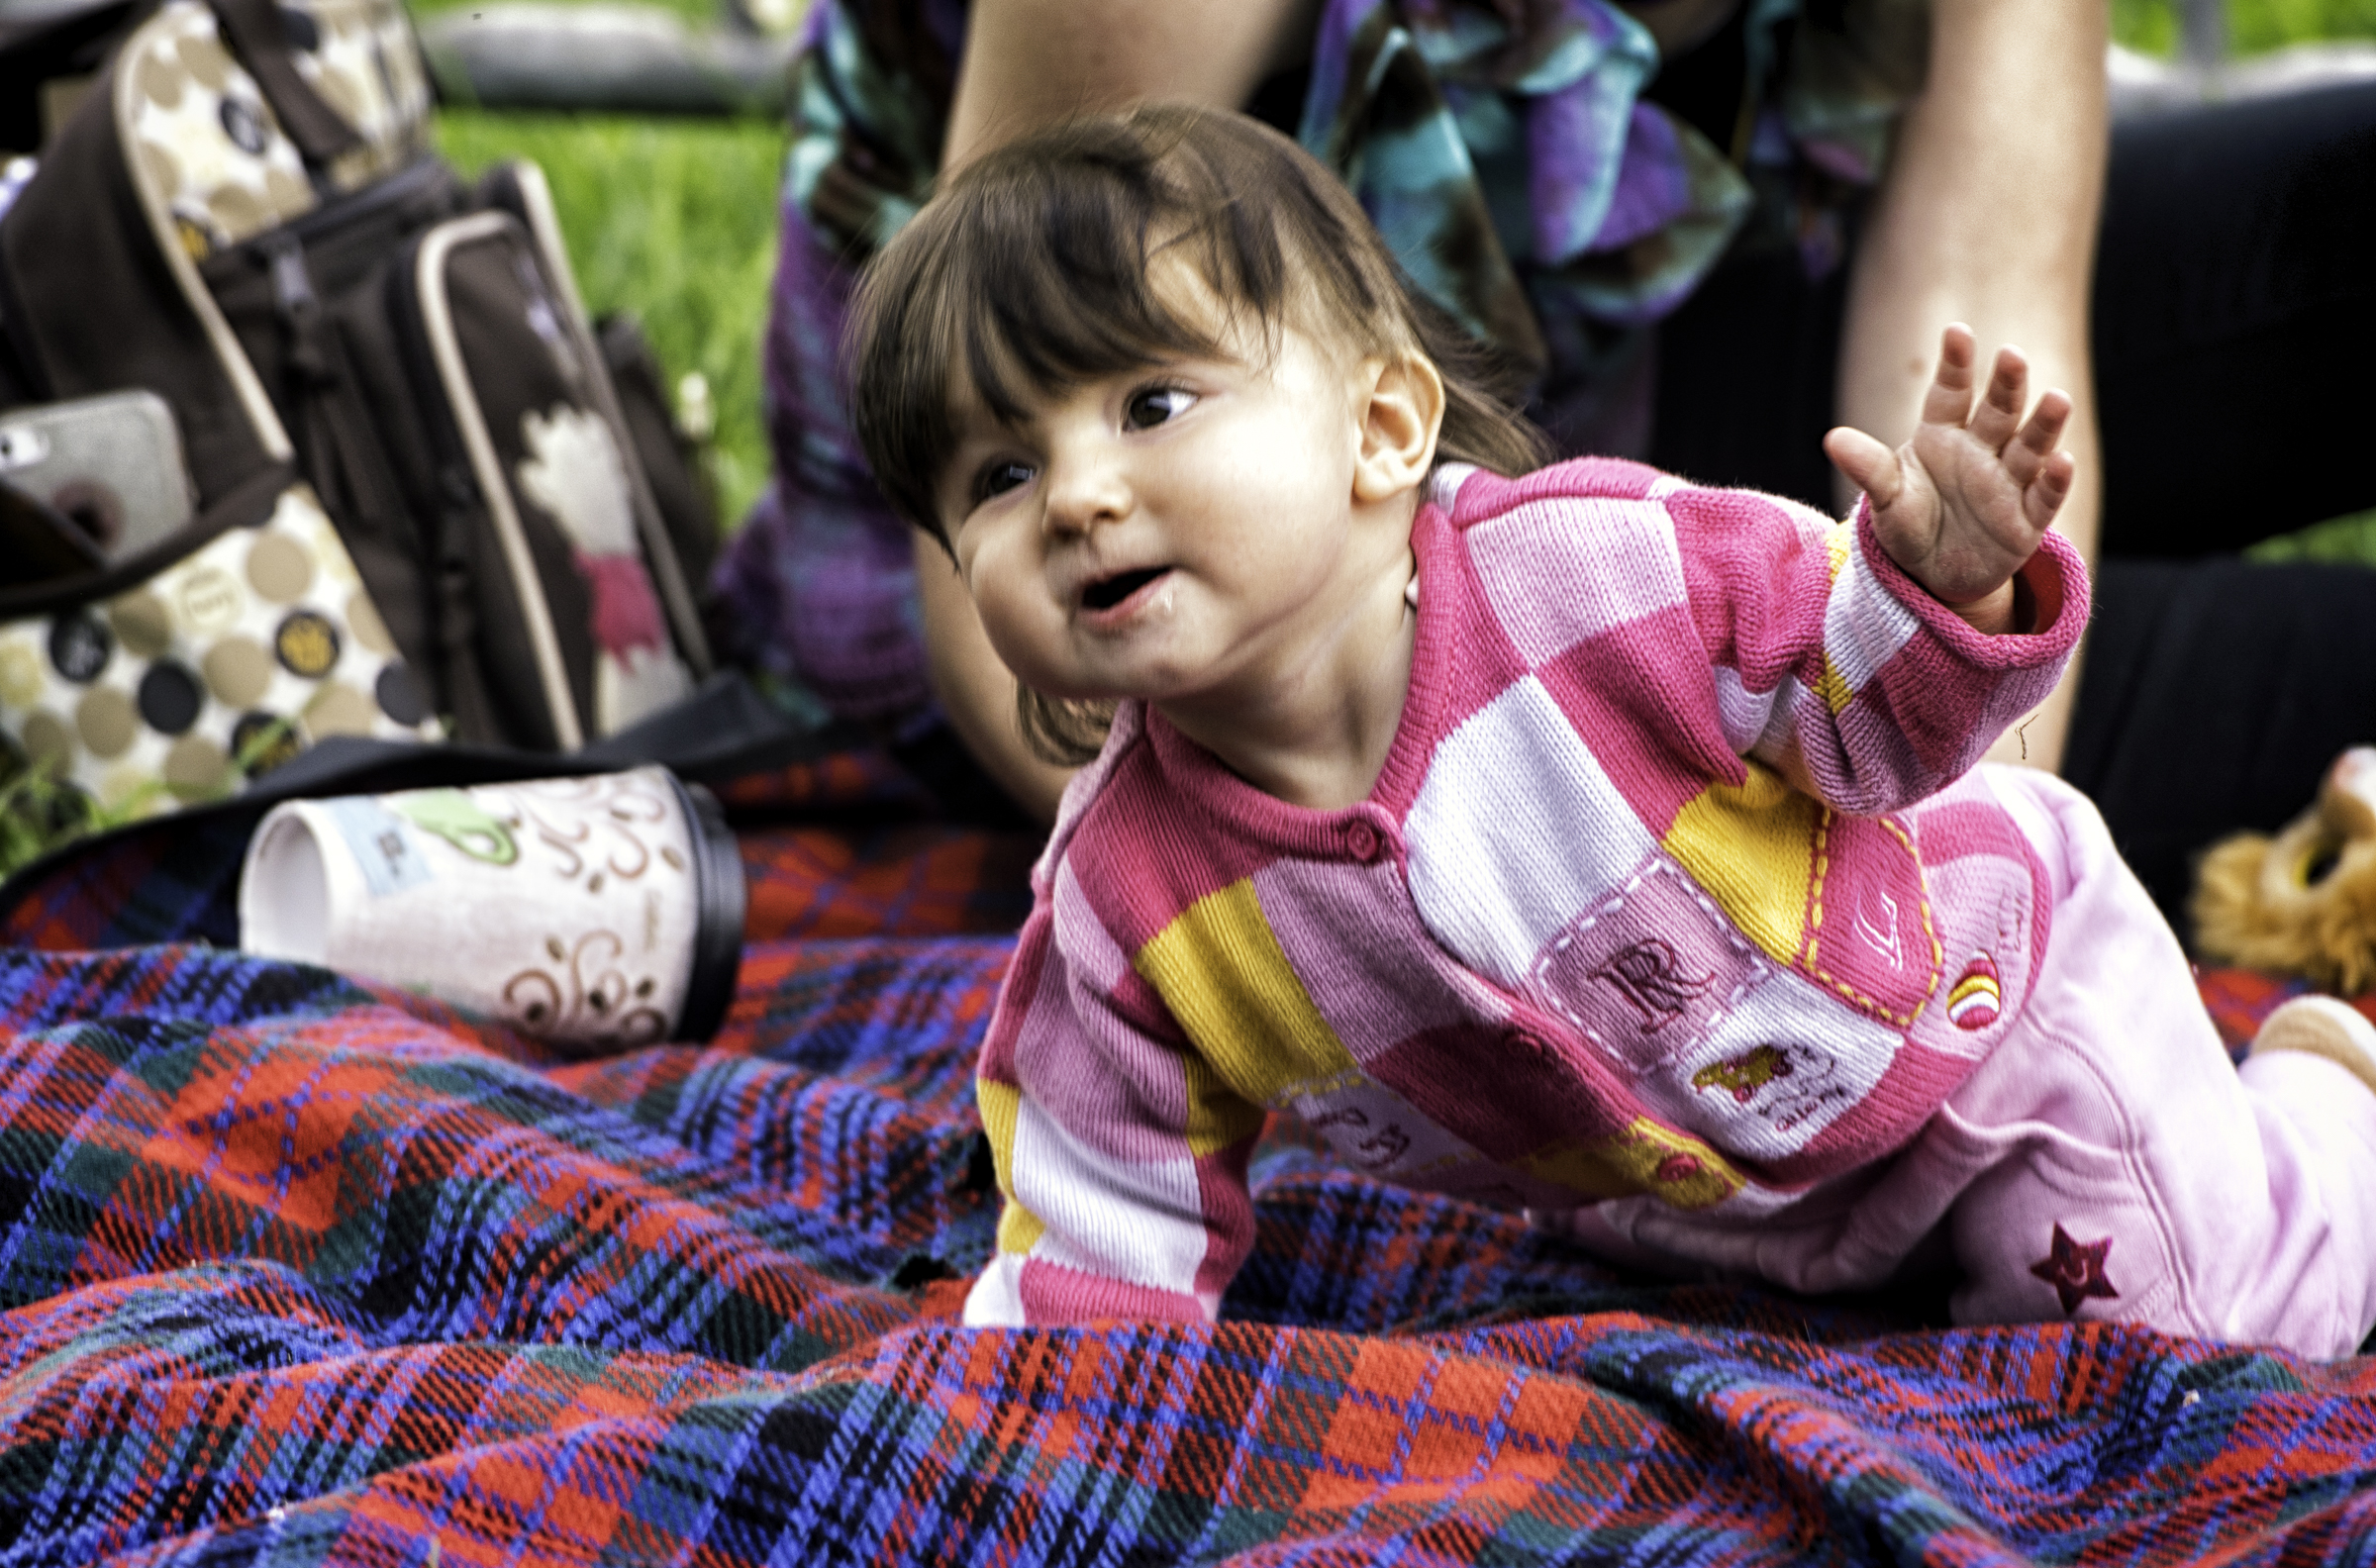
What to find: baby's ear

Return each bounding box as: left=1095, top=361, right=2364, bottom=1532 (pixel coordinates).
left=1352, top=351, right=1445, bottom=504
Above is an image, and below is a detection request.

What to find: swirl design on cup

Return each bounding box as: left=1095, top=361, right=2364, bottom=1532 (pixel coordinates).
left=485, top=774, right=675, bottom=889
left=502, top=928, right=667, bottom=1045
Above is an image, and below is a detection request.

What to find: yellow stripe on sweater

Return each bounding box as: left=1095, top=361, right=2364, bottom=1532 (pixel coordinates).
left=1136, top=878, right=1360, bottom=1141
left=1518, top=1118, right=1743, bottom=1210
left=975, top=1078, right=1046, bottom=1255
left=1818, top=523, right=1856, bottom=712
left=1661, top=759, right=1819, bottom=968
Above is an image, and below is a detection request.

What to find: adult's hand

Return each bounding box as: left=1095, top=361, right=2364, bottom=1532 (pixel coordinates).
left=1836, top=0, right=2108, bottom=772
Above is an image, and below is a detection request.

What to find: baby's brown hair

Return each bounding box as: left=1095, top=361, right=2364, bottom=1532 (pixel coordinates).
left=847, top=102, right=1551, bottom=760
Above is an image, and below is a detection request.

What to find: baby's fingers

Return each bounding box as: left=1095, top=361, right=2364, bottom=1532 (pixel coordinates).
left=2000, top=387, right=2073, bottom=489
left=1919, top=324, right=1979, bottom=431
left=1824, top=425, right=1904, bottom=509
left=2024, top=448, right=2076, bottom=532
left=1967, top=346, right=2031, bottom=452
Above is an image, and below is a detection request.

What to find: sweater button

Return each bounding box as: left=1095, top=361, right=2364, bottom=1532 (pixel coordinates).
left=1346, top=822, right=1382, bottom=861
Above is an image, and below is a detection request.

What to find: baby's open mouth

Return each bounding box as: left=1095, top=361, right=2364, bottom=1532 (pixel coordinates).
left=1081, top=567, right=1168, bottom=611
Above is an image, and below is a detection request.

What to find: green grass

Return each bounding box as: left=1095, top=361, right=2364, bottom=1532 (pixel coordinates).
left=2115, top=0, right=2376, bottom=53
left=435, top=109, right=784, bottom=532
left=2247, top=509, right=2376, bottom=563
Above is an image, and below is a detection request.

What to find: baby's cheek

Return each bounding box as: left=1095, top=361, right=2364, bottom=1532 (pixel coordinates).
left=970, top=581, right=1058, bottom=676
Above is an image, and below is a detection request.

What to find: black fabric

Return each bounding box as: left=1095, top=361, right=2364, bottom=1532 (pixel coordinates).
left=0, top=53, right=286, bottom=495
left=1646, top=228, right=1852, bottom=511
left=195, top=160, right=463, bottom=701
left=887, top=721, right=1042, bottom=833
left=0, top=475, right=105, bottom=586
left=1639, top=1, right=1760, bottom=162
left=2064, top=557, right=2376, bottom=932
left=598, top=313, right=722, bottom=597
left=2092, top=81, right=2376, bottom=554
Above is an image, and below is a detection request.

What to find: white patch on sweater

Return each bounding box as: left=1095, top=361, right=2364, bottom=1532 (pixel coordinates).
left=1405, top=673, right=1655, bottom=989
left=1821, top=538, right=1922, bottom=701
left=1011, top=1092, right=1212, bottom=1296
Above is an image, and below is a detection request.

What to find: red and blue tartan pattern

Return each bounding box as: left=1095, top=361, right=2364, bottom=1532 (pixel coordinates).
left=739, top=825, right=1039, bottom=939
left=10, top=935, right=2376, bottom=1565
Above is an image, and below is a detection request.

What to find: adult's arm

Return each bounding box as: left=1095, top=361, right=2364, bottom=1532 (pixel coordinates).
left=940, top=0, right=1316, bottom=173
left=1835, top=0, right=2108, bottom=773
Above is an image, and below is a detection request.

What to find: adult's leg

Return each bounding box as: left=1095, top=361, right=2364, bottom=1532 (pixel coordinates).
left=2061, top=557, right=2376, bottom=929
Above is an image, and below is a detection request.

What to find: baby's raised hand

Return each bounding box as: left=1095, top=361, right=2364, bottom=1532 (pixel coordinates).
left=1822, top=325, right=2075, bottom=634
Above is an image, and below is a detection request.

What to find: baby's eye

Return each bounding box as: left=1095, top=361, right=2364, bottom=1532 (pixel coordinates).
left=972, top=460, right=1034, bottom=504
left=1124, top=386, right=1197, bottom=431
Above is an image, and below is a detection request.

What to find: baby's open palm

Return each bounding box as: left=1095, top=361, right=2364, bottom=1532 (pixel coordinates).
left=1823, top=325, right=2075, bottom=628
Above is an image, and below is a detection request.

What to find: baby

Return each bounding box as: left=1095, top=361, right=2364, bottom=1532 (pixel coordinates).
left=849, top=105, right=2376, bottom=1355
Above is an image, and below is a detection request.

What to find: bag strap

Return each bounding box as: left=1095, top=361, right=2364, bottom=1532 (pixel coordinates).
left=206, top=0, right=362, bottom=166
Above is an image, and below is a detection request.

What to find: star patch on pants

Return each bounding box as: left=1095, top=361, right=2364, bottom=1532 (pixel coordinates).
left=2030, top=1224, right=2120, bottom=1316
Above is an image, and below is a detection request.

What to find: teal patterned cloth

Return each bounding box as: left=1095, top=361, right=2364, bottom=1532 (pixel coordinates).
left=715, top=0, right=1930, bottom=725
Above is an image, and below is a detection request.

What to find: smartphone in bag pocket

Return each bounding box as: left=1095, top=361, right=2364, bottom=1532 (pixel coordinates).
left=0, top=390, right=196, bottom=564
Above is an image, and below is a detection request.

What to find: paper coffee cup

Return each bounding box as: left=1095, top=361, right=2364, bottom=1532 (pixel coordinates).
left=239, top=765, right=743, bottom=1048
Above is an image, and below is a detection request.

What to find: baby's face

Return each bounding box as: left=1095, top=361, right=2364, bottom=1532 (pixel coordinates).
left=931, top=283, right=1391, bottom=718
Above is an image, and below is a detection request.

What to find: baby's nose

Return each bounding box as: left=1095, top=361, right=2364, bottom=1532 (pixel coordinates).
left=1043, top=461, right=1130, bottom=534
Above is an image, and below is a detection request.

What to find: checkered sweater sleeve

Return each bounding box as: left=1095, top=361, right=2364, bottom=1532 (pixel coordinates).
left=1643, top=473, right=2089, bottom=813
left=961, top=744, right=1265, bottom=1328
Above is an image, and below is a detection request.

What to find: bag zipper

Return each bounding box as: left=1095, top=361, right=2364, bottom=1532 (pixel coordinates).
left=273, top=154, right=449, bottom=248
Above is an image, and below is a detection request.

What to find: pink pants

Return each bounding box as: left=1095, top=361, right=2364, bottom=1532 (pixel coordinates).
left=1558, top=769, right=2376, bottom=1358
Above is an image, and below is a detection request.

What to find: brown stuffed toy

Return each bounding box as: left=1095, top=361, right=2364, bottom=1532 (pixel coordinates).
left=2194, top=746, right=2376, bottom=995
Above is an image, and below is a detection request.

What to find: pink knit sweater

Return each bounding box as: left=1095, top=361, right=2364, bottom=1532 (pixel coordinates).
left=965, top=456, right=2089, bottom=1327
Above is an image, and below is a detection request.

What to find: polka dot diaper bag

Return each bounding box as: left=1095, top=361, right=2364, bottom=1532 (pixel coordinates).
left=0, top=470, right=441, bottom=825
left=0, top=0, right=721, bottom=794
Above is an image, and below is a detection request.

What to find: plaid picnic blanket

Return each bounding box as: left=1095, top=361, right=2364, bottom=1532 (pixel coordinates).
left=5, top=761, right=2376, bottom=1565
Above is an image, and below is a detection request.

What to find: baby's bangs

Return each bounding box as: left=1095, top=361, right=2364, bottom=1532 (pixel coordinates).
left=849, top=105, right=1405, bottom=538
left=947, top=132, right=1291, bottom=426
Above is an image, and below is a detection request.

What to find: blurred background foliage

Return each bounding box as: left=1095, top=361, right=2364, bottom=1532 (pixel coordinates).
left=2115, top=0, right=2376, bottom=54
